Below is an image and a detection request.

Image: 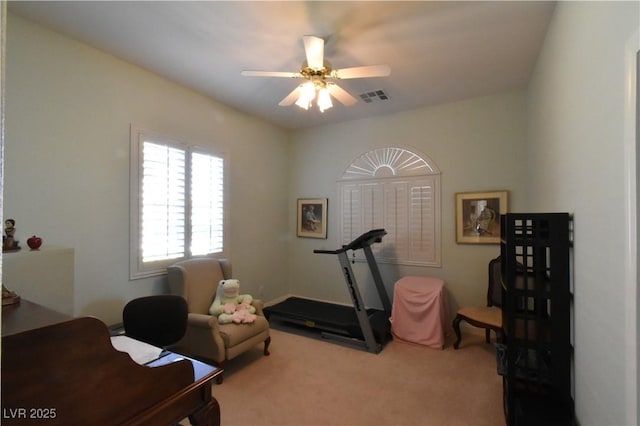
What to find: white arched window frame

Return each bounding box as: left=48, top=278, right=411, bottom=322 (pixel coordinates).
left=339, top=147, right=441, bottom=267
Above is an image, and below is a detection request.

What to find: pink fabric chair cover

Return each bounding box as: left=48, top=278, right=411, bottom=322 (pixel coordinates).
left=390, top=276, right=449, bottom=349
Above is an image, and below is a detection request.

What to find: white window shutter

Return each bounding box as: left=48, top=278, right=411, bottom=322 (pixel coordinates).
left=141, top=142, right=186, bottom=262
left=341, top=183, right=362, bottom=246
left=361, top=183, right=384, bottom=251
left=339, top=148, right=441, bottom=267
left=384, top=181, right=409, bottom=261
left=191, top=152, right=224, bottom=256
left=409, top=180, right=438, bottom=264
left=130, top=125, right=227, bottom=279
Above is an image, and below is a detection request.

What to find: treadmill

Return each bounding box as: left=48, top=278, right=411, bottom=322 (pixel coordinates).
left=264, top=229, right=392, bottom=353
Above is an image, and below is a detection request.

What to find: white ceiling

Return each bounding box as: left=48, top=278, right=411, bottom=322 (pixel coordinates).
left=8, top=1, right=556, bottom=130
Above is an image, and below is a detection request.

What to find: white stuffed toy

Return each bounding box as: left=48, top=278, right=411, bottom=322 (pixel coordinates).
left=209, top=279, right=257, bottom=324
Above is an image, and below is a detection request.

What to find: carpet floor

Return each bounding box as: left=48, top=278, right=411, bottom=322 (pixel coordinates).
left=210, top=325, right=504, bottom=426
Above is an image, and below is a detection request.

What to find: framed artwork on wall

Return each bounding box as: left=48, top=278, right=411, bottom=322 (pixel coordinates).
left=297, top=198, right=327, bottom=239
left=455, top=190, right=508, bottom=244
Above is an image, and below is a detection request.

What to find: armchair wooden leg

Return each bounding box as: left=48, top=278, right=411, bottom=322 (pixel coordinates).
left=264, top=336, right=271, bottom=356
left=452, top=316, right=463, bottom=350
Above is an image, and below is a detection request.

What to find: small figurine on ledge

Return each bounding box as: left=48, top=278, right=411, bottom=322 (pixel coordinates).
left=3, top=219, right=20, bottom=252
left=2, top=285, right=20, bottom=305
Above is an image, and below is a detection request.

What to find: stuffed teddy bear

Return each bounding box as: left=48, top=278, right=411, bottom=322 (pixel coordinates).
left=209, top=279, right=257, bottom=324
left=230, top=303, right=258, bottom=324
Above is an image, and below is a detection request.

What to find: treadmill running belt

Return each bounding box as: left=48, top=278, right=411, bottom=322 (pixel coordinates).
left=264, top=297, right=380, bottom=338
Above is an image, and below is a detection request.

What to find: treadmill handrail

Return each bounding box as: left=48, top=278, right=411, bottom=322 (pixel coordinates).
left=313, top=249, right=341, bottom=254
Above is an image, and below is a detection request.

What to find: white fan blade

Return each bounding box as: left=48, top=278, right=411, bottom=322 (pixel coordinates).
left=279, top=86, right=301, bottom=106
left=327, top=84, right=358, bottom=106
left=303, top=35, right=324, bottom=69
left=332, top=64, right=391, bottom=79
left=241, top=70, right=299, bottom=78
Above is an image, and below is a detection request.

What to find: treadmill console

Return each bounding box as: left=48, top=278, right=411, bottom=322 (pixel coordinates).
left=314, top=229, right=387, bottom=255
left=343, top=229, right=387, bottom=251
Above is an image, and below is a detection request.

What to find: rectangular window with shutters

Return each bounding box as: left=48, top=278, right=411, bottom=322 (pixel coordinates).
left=130, top=126, right=226, bottom=279
left=339, top=176, right=441, bottom=267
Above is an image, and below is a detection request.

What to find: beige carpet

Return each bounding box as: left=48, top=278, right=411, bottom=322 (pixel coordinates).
left=211, top=327, right=504, bottom=426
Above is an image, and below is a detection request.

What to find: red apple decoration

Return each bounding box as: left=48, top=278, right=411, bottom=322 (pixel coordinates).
left=27, top=235, right=42, bottom=250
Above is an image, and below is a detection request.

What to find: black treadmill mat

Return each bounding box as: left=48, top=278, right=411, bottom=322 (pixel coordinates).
left=264, top=297, right=378, bottom=330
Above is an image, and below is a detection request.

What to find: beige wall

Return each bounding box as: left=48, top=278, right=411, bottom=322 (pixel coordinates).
left=4, top=13, right=291, bottom=324
left=7, top=3, right=639, bottom=424
left=5, top=12, right=530, bottom=323
left=528, top=2, right=639, bottom=425
left=288, top=91, right=529, bottom=312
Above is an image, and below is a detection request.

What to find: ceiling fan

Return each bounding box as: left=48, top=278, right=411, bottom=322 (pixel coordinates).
left=241, top=35, right=391, bottom=112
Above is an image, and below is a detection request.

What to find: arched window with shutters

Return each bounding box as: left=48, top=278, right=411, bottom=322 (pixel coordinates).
left=339, top=147, right=441, bottom=267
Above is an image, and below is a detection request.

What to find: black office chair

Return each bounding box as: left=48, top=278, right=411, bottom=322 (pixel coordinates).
left=122, top=295, right=188, bottom=348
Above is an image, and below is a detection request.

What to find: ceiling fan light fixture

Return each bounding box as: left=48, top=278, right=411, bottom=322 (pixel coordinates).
left=242, top=35, right=388, bottom=112
left=294, top=96, right=310, bottom=110
left=317, top=87, right=333, bottom=113
left=295, top=81, right=315, bottom=110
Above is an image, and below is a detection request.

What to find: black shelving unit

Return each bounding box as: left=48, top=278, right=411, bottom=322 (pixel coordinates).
left=499, top=213, right=574, bottom=426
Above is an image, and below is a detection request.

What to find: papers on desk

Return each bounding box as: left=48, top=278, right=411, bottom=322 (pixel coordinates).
left=110, top=335, right=163, bottom=365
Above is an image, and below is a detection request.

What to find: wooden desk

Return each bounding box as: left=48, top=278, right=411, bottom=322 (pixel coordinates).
left=2, top=298, right=70, bottom=336
left=2, top=316, right=222, bottom=425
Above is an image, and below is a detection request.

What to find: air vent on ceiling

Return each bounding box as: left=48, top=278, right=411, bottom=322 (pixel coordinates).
left=359, top=90, right=390, bottom=104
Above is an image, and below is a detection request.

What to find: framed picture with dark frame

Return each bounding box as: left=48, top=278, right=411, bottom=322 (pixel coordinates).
left=297, top=198, right=328, bottom=239
left=455, top=190, right=508, bottom=244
